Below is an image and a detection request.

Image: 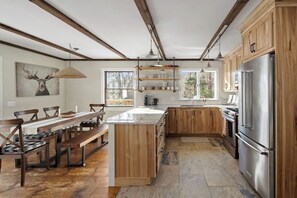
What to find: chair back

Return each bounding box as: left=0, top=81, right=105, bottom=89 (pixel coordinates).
left=43, top=106, right=60, bottom=118
left=89, top=104, right=105, bottom=121
left=0, top=119, right=24, bottom=153
left=14, top=109, right=39, bottom=122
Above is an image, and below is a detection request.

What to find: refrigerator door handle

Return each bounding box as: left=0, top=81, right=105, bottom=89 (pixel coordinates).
left=241, top=71, right=246, bottom=127
left=246, top=71, right=253, bottom=129
left=236, top=134, right=268, bottom=155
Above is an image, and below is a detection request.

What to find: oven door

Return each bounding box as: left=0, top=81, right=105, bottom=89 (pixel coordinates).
left=222, top=112, right=237, bottom=146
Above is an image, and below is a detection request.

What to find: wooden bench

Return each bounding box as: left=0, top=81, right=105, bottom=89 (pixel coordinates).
left=60, top=124, right=108, bottom=166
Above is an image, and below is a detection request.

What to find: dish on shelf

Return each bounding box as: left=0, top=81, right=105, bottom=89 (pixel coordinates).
left=60, top=111, right=76, bottom=118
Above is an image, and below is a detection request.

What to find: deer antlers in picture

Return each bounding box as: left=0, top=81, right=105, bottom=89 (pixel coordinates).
left=23, top=68, right=55, bottom=96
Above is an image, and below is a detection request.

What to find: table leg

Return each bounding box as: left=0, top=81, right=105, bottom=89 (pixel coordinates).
left=55, top=129, right=63, bottom=167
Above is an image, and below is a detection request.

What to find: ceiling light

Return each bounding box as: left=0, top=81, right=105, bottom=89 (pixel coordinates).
left=53, top=44, right=86, bottom=78
left=200, top=61, right=205, bottom=73
left=207, top=49, right=211, bottom=68
left=215, top=34, right=224, bottom=61
left=146, top=27, right=157, bottom=59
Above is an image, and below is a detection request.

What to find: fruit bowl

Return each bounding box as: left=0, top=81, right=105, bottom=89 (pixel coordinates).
left=60, top=111, right=76, bottom=118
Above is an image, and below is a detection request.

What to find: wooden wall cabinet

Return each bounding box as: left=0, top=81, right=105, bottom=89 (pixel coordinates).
left=167, top=107, right=223, bottom=136
left=241, top=12, right=274, bottom=61
left=223, top=45, right=242, bottom=92
left=239, top=1, right=297, bottom=196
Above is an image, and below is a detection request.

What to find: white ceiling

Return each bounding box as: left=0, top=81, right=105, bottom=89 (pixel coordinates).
left=0, top=0, right=260, bottom=60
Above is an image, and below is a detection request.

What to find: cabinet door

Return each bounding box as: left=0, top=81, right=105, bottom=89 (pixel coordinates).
left=193, top=108, right=209, bottom=133
left=176, top=108, right=193, bottom=133
left=166, top=108, right=177, bottom=134
left=208, top=108, right=223, bottom=134
left=223, top=59, right=231, bottom=91
left=230, top=56, right=237, bottom=91
left=255, top=12, right=274, bottom=54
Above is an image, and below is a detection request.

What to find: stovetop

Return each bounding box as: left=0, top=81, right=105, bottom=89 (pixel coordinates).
left=226, top=107, right=238, bottom=113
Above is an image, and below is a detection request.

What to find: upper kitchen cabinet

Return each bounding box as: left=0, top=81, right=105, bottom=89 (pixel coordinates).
left=239, top=0, right=297, bottom=197
left=240, top=6, right=274, bottom=62
left=223, top=45, right=242, bottom=92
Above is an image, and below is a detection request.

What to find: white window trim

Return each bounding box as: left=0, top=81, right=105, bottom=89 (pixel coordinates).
left=179, top=68, right=220, bottom=101
left=100, top=68, right=135, bottom=107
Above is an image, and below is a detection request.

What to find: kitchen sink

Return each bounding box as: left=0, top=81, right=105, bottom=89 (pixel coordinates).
left=180, top=105, right=205, bottom=107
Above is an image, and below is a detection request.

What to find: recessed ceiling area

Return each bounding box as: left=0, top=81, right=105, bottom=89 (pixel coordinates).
left=0, top=0, right=260, bottom=60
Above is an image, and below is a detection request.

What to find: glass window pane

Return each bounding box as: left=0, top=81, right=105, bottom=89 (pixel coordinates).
left=106, top=71, right=134, bottom=89
left=105, top=71, right=134, bottom=106
left=180, top=71, right=197, bottom=99
left=198, top=72, right=215, bottom=99
left=105, top=89, right=134, bottom=106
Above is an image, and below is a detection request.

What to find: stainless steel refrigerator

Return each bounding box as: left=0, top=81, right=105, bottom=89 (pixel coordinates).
left=237, top=53, right=275, bottom=198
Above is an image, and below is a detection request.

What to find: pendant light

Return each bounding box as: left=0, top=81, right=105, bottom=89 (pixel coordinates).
left=207, top=49, right=211, bottom=68
left=145, top=27, right=157, bottom=58
left=53, top=44, right=86, bottom=78
left=215, top=34, right=224, bottom=61
left=200, top=60, right=205, bottom=73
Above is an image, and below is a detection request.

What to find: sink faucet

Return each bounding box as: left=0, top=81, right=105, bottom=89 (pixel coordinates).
left=202, top=97, right=207, bottom=105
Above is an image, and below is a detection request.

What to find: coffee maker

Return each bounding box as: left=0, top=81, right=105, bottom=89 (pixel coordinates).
left=144, top=95, right=158, bottom=106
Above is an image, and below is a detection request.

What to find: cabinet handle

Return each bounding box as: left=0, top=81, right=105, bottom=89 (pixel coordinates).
left=253, top=43, right=256, bottom=53
left=250, top=44, right=253, bottom=53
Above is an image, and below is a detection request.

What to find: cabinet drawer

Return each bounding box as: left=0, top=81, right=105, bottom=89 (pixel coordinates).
left=157, top=140, right=165, bottom=172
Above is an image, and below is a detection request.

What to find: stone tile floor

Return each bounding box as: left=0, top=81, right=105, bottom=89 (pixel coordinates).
left=117, top=138, right=260, bottom=198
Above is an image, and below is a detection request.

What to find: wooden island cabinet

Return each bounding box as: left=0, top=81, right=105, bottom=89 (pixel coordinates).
left=107, top=108, right=166, bottom=186
left=166, top=107, right=223, bottom=136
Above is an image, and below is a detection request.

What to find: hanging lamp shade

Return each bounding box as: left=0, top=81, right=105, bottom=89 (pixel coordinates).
left=53, top=66, right=86, bottom=78
left=53, top=44, right=87, bottom=78
left=215, top=34, right=224, bottom=61
left=207, top=49, right=212, bottom=68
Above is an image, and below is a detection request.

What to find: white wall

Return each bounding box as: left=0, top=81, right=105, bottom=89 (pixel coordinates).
left=0, top=44, right=66, bottom=119
left=66, top=60, right=233, bottom=119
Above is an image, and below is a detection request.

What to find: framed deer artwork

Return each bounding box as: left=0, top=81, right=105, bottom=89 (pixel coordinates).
left=16, top=62, right=59, bottom=97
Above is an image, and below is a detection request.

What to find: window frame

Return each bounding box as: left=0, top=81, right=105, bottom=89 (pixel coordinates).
left=103, top=69, right=135, bottom=107
left=179, top=68, right=219, bottom=100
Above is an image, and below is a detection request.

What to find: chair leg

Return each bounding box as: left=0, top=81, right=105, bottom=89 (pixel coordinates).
left=0, top=159, right=2, bottom=173
left=67, top=148, right=71, bottom=166
left=21, top=154, right=26, bottom=187
left=45, top=144, right=50, bottom=170
left=81, top=146, right=86, bottom=167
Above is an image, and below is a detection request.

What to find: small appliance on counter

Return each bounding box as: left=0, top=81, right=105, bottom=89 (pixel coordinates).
left=144, top=95, right=158, bottom=106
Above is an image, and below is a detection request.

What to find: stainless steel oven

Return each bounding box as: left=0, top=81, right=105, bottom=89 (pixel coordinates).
left=222, top=107, right=238, bottom=158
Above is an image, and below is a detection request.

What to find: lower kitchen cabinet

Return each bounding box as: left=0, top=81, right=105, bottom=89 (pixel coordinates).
left=166, top=108, right=177, bottom=134
left=176, top=108, right=193, bottom=133
left=167, top=107, right=223, bottom=136
left=192, top=108, right=209, bottom=133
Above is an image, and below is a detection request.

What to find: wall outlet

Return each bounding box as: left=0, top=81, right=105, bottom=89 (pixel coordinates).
left=7, top=101, right=16, bottom=107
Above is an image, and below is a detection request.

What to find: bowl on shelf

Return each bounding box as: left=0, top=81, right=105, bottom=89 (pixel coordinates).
left=60, top=111, right=76, bottom=118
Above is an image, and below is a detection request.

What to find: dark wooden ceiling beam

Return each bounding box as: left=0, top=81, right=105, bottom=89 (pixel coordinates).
left=67, top=58, right=211, bottom=61
left=0, top=40, right=64, bottom=60
left=30, top=0, right=128, bottom=59
left=200, top=0, right=249, bottom=59
left=0, top=23, right=90, bottom=59
left=134, top=0, right=166, bottom=60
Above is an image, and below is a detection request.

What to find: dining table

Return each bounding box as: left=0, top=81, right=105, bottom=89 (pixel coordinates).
left=20, top=111, right=105, bottom=167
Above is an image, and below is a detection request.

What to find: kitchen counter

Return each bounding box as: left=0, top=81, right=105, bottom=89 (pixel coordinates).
left=106, top=107, right=165, bottom=124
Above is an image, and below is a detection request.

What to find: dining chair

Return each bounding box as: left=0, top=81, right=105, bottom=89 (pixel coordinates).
left=14, top=109, right=57, bottom=141
left=0, top=118, right=49, bottom=186
left=80, top=104, right=105, bottom=131
left=43, top=106, right=59, bottom=118
left=14, top=109, right=56, bottom=164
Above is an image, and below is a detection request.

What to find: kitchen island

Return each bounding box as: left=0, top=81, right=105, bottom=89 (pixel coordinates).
left=106, top=107, right=166, bottom=186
